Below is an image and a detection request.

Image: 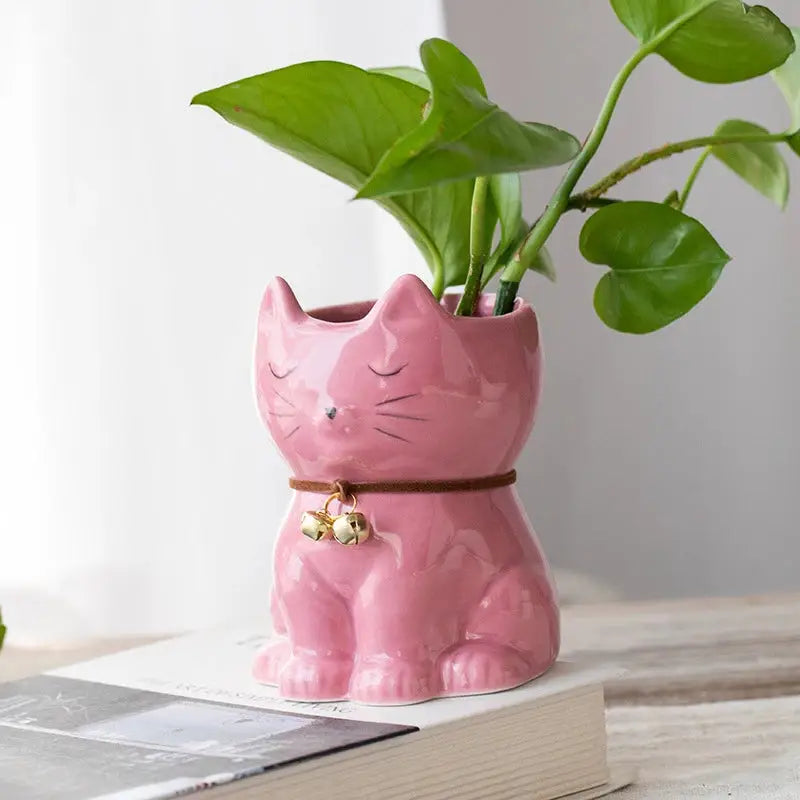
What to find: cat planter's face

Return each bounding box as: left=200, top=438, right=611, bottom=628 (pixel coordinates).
left=255, top=275, right=541, bottom=481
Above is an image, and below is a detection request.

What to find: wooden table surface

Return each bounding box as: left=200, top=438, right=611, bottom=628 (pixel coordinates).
left=563, top=593, right=800, bottom=799
left=2, top=592, right=799, bottom=799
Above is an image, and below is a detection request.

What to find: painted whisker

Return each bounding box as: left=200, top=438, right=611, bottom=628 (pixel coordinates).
left=373, top=427, right=412, bottom=443
left=375, top=412, right=428, bottom=421
left=285, top=425, right=301, bottom=439
left=375, top=393, right=420, bottom=407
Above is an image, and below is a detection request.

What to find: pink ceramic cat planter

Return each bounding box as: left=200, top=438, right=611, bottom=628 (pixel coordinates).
left=252, top=273, right=559, bottom=705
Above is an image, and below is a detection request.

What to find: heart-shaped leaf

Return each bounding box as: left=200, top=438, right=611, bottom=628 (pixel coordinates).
left=357, top=39, right=580, bottom=198
left=772, top=26, right=800, bottom=145
left=370, top=66, right=431, bottom=92
left=192, top=62, right=473, bottom=290
left=610, top=0, right=795, bottom=83
left=580, top=201, right=730, bottom=333
left=711, top=119, right=789, bottom=208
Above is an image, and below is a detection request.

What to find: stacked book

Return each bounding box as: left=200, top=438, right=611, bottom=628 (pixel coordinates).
left=0, top=628, right=631, bottom=799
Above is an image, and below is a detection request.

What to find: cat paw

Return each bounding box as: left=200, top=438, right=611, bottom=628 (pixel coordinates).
left=278, top=653, right=352, bottom=701
left=252, top=638, right=291, bottom=686
left=350, top=658, right=439, bottom=705
left=440, top=641, right=536, bottom=696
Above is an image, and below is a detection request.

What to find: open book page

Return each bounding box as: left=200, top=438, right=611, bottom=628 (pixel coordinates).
left=53, top=626, right=618, bottom=727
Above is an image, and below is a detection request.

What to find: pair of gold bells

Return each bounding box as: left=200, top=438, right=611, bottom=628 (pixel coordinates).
left=300, top=491, right=371, bottom=546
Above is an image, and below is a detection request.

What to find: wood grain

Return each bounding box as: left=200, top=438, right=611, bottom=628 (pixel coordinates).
left=561, top=592, right=800, bottom=705
left=607, top=695, right=800, bottom=799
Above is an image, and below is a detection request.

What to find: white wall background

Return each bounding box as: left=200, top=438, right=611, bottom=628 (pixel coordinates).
left=4, top=1, right=799, bottom=644
left=1, top=0, right=441, bottom=643
left=445, top=0, right=800, bottom=600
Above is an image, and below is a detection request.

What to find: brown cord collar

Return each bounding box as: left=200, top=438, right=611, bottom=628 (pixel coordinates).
left=289, top=470, right=516, bottom=497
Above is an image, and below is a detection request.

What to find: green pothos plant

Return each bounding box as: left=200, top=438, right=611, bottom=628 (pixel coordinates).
left=193, top=1, right=800, bottom=333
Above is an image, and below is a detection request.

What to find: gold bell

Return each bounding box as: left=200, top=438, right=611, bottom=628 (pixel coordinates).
left=320, top=490, right=371, bottom=546
left=332, top=512, right=370, bottom=546
left=300, top=510, right=334, bottom=541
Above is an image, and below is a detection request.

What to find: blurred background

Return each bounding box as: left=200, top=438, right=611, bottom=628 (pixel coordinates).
left=2, top=0, right=798, bottom=644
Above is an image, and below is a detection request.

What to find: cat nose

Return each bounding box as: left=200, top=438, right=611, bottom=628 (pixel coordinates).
left=324, top=406, right=337, bottom=420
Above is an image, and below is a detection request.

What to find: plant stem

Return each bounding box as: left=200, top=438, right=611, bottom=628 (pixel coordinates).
left=456, top=176, right=492, bottom=316
left=430, top=258, right=445, bottom=300
left=480, top=200, right=619, bottom=290
left=493, top=0, right=719, bottom=316
left=493, top=46, right=648, bottom=314
left=574, top=130, right=789, bottom=203
left=678, top=147, right=712, bottom=211
left=494, top=279, right=519, bottom=314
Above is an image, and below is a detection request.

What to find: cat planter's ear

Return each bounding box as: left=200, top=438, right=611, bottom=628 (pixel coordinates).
left=258, top=276, right=306, bottom=327
left=373, top=274, right=445, bottom=326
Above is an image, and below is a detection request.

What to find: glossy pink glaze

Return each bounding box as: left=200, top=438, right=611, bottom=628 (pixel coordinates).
left=253, top=274, right=559, bottom=704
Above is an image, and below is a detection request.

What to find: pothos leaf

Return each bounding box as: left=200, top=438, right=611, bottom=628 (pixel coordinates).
left=580, top=201, right=730, bottom=333
left=370, top=66, right=431, bottom=92
left=711, top=119, right=789, bottom=208
left=610, top=0, right=795, bottom=84
left=772, top=26, right=800, bottom=149
left=489, top=173, right=523, bottom=253
left=357, top=39, right=580, bottom=197
left=528, top=245, right=556, bottom=282
left=192, top=62, right=473, bottom=290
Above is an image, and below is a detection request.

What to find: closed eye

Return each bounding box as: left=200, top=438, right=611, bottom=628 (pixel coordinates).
left=269, top=363, right=296, bottom=379
left=368, top=363, right=407, bottom=377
